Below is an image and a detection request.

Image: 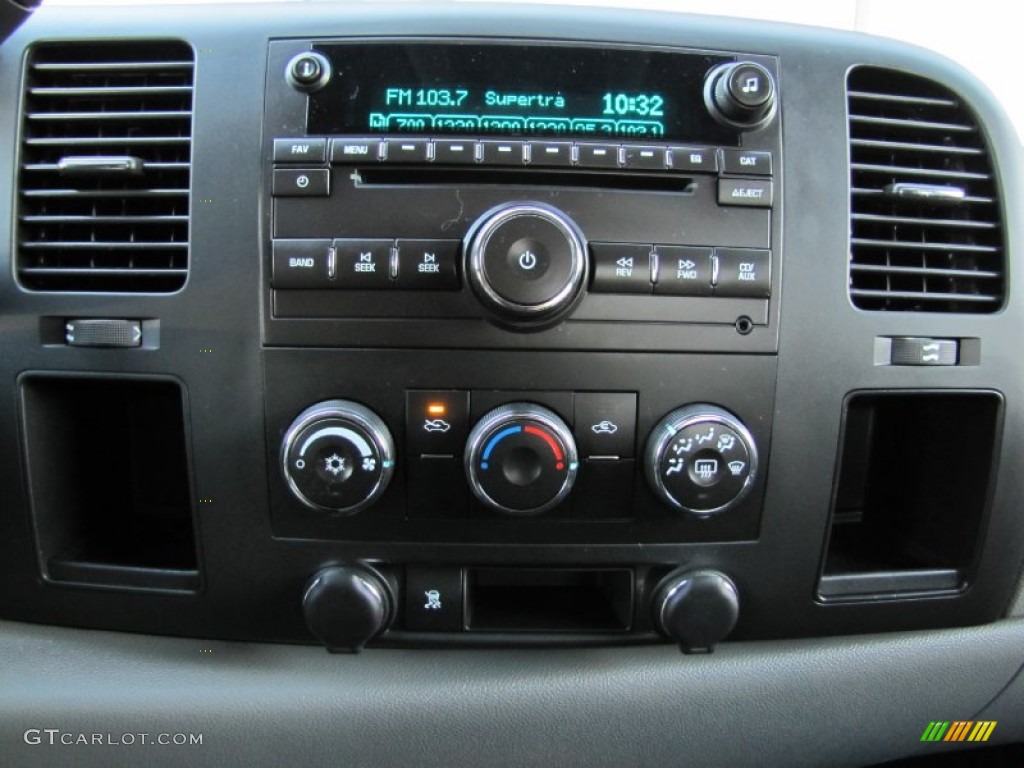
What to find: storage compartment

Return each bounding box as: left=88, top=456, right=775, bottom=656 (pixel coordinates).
left=819, top=391, right=1001, bottom=599
left=466, top=567, right=633, bottom=632
left=20, top=374, right=199, bottom=591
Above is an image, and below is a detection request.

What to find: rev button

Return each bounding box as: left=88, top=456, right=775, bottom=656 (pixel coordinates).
left=590, top=243, right=653, bottom=294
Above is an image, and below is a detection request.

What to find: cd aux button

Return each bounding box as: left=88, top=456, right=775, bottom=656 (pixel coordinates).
left=714, top=248, right=771, bottom=298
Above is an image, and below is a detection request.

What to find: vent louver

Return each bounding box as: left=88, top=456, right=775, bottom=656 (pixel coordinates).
left=17, top=41, right=194, bottom=292
left=848, top=67, right=1003, bottom=312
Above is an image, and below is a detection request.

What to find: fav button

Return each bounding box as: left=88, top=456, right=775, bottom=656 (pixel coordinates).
left=332, top=239, right=393, bottom=288
left=273, top=138, right=327, bottom=164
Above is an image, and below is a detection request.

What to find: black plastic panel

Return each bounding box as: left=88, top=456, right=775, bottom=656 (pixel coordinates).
left=0, top=2, right=1019, bottom=655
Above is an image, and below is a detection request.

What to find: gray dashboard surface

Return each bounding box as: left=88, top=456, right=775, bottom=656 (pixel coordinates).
left=1, top=618, right=1022, bottom=768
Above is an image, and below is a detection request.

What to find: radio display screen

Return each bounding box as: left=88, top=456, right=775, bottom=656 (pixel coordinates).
left=308, top=42, right=739, bottom=144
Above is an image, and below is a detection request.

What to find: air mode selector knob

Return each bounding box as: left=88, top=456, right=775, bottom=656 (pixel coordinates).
left=704, top=61, right=776, bottom=129
left=281, top=400, right=396, bottom=514
left=644, top=404, right=758, bottom=515
left=465, top=403, right=579, bottom=515
left=465, top=202, right=588, bottom=328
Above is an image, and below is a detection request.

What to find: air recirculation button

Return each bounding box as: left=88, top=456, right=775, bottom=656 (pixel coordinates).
left=281, top=400, right=396, bottom=514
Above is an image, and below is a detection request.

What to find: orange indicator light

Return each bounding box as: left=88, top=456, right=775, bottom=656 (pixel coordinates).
left=427, top=403, right=447, bottom=417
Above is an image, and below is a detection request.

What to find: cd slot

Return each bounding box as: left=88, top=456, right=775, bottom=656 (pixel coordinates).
left=356, top=167, right=696, bottom=192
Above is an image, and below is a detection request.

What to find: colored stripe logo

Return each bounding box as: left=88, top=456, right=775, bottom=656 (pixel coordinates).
left=920, top=721, right=996, bottom=742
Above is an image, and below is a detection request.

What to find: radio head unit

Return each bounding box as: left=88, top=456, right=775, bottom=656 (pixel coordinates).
left=264, top=38, right=781, bottom=347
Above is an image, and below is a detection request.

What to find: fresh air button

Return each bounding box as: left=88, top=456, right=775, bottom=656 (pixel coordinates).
left=718, top=178, right=773, bottom=208
left=404, top=566, right=464, bottom=632
left=574, top=392, right=637, bottom=459
left=332, top=239, right=393, bottom=288
left=590, top=243, right=653, bottom=294
left=406, top=390, right=470, bottom=457
left=481, top=140, right=526, bottom=165
left=271, top=239, right=332, bottom=288
left=577, top=143, right=620, bottom=169
left=714, top=248, right=771, bottom=298
left=669, top=146, right=717, bottom=173
left=622, top=145, right=667, bottom=170
left=529, top=141, right=573, bottom=167
left=433, top=140, right=478, bottom=164
left=384, top=139, right=430, bottom=163
left=273, top=138, right=327, bottom=163
left=654, top=246, right=713, bottom=296
left=330, top=139, right=382, bottom=163
left=396, top=239, right=460, bottom=290
left=272, top=168, right=329, bottom=197
left=721, top=150, right=772, bottom=176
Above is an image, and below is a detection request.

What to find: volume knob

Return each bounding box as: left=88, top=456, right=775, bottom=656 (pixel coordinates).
left=464, top=202, right=588, bottom=329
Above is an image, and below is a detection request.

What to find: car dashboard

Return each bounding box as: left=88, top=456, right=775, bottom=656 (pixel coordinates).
left=0, top=2, right=1022, bottom=766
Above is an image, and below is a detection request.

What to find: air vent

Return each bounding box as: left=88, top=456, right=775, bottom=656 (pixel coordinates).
left=17, top=41, right=194, bottom=292
left=848, top=67, right=1003, bottom=312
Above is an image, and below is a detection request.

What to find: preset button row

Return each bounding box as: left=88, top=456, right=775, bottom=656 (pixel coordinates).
left=590, top=243, right=771, bottom=298
left=272, top=239, right=459, bottom=290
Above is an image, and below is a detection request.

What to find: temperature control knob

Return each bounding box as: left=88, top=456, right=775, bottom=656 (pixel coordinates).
left=704, top=61, right=776, bottom=130
left=465, top=202, right=588, bottom=329
left=465, top=403, right=579, bottom=515
left=281, top=400, right=396, bottom=514
left=644, top=404, right=757, bottom=515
